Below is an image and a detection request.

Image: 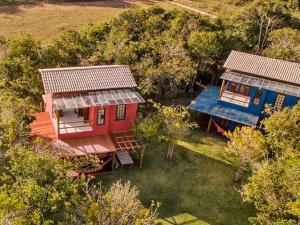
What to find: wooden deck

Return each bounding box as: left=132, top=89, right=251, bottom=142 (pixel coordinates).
left=30, top=112, right=57, bottom=140
left=51, top=135, right=116, bottom=157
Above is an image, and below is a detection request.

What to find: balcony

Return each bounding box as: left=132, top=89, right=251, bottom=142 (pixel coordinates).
left=53, top=110, right=93, bottom=134
left=220, top=90, right=250, bottom=107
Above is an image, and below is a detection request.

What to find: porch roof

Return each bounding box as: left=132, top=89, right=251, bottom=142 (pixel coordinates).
left=53, top=88, right=145, bottom=110
left=221, top=71, right=300, bottom=97
left=189, top=86, right=259, bottom=126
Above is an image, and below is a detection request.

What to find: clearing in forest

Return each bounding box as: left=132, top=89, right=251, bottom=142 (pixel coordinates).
left=99, top=131, right=256, bottom=225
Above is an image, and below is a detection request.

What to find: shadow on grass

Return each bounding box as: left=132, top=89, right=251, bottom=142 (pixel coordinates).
left=98, top=139, right=255, bottom=225
left=0, top=5, right=21, bottom=14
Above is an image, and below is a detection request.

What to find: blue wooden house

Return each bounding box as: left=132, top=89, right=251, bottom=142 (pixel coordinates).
left=189, top=50, right=300, bottom=132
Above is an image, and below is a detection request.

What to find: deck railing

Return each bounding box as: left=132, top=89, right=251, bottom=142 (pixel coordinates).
left=52, top=110, right=92, bottom=134
left=219, top=90, right=250, bottom=107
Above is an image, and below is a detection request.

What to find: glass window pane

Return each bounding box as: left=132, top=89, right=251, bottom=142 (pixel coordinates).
left=97, top=108, right=105, bottom=125
left=116, top=104, right=126, bottom=120
left=64, top=97, right=76, bottom=109
left=53, top=98, right=66, bottom=110
left=274, top=94, right=285, bottom=111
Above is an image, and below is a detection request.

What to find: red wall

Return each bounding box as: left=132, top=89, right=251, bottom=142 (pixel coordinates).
left=109, top=104, right=138, bottom=133
left=43, top=94, right=53, bottom=115
left=57, top=104, right=138, bottom=139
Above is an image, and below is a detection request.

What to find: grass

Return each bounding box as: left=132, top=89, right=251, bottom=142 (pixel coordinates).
left=171, top=0, right=300, bottom=19
left=0, top=0, right=179, bottom=41
left=170, top=0, right=239, bottom=17
left=98, top=130, right=255, bottom=225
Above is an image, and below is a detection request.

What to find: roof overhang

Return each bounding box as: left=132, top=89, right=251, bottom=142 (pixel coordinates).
left=221, top=71, right=300, bottom=97
left=189, top=85, right=259, bottom=126
left=52, top=89, right=145, bottom=110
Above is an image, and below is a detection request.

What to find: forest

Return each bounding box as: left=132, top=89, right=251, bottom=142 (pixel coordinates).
left=0, top=0, right=299, bottom=224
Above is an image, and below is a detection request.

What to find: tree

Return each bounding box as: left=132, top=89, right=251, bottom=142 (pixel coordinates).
left=263, top=102, right=300, bottom=157
left=231, top=0, right=294, bottom=51
left=0, top=34, right=45, bottom=102
left=0, top=144, right=83, bottom=224
left=66, top=180, right=159, bottom=225
left=188, top=31, right=223, bottom=86
left=0, top=92, right=36, bottom=150
left=263, top=28, right=300, bottom=63
left=240, top=102, right=300, bottom=224
left=134, top=114, right=162, bottom=145
left=135, top=101, right=194, bottom=160
left=242, top=157, right=300, bottom=225
left=225, top=126, right=268, bottom=181
left=153, top=102, right=193, bottom=159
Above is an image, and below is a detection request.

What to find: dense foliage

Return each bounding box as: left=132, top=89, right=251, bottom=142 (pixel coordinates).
left=0, top=143, right=158, bottom=224
left=66, top=180, right=158, bottom=225
left=0, top=2, right=299, bottom=224
left=0, top=4, right=299, bottom=103
left=135, top=101, right=194, bottom=159
left=225, top=127, right=267, bottom=181
left=226, top=103, right=300, bottom=224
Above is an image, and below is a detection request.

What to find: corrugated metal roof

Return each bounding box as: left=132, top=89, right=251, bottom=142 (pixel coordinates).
left=39, top=65, right=137, bottom=94
left=224, top=51, right=300, bottom=85
left=189, top=85, right=259, bottom=126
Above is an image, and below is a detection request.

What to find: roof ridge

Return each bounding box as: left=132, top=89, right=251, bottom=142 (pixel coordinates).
left=39, top=65, right=128, bottom=72
left=224, top=50, right=300, bottom=85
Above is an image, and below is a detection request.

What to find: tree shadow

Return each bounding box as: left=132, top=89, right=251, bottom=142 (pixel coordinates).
left=0, top=5, right=21, bottom=14
left=99, top=142, right=255, bottom=225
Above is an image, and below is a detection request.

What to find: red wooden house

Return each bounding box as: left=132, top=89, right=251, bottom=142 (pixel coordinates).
left=30, top=65, right=145, bottom=173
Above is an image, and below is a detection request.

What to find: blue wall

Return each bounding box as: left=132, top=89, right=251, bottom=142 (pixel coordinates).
left=218, top=84, right=299, bottom=119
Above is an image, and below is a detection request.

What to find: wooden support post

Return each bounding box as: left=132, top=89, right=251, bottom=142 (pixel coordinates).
left=219, top=80, right=226, bottom=98
left=111, top=152, right=116, bottom=171
left=207, top=116, right=213, bottom=133
left=139, top=146, right=145, bottom=169
left=56, top=114, right=60, bottom=134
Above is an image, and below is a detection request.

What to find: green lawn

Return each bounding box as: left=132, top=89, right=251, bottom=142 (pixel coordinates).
left=98, top=130, right=255, bottom=225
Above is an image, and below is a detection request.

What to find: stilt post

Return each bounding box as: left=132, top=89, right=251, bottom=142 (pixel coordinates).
left=56, top=114, right=60, bottom=134
left=112, top=152, right=116, bottom=171
left=207, top=116, right=213, bottom=133
left=219, top=80, right=226, bottom=98
left=139, top=146, right=145, bottom=169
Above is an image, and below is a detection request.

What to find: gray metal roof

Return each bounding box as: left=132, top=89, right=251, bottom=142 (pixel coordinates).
left=39, top=65, right=137, bottom=94
left=224, top=51, right=300, bottom=85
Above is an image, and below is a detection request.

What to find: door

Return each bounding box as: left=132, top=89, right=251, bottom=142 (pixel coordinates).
left=82, top=108, right=89, bottom=123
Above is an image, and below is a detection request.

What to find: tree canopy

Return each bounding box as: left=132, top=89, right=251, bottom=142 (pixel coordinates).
left=225, top=102, right=300, bottom=224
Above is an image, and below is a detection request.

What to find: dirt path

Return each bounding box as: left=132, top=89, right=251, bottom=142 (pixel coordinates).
left=168, top=0, right=217, bottom=18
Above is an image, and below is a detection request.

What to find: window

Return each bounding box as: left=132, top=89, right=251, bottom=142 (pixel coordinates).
left=253, top=90, right=263, bottom=106
left=97, top=108, right=105, bottom=125
left=116, top=104, right=126, bottom=120
left=229, top=82, right=250, bottom=96
left=274, top=94, right=285, bottom=111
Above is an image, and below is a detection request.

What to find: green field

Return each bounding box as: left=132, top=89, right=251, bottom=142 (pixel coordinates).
left=98, top=131, right=255, bottom=225
left=0, top=0, right=179, bottom=41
